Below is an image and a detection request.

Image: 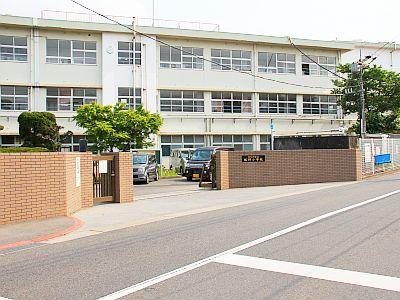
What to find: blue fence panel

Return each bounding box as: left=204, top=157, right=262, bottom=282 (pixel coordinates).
left=374, top=153, right=391, bottom=165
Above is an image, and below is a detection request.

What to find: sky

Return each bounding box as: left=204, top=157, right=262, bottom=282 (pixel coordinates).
left=1, top=0, right=399, bottom=43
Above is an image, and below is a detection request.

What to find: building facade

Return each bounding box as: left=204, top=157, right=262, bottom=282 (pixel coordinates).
left=0, top=14, right=357, bottom=165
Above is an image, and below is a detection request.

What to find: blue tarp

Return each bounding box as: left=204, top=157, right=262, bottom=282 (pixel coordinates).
left=374, top=154, right=391, bottom=165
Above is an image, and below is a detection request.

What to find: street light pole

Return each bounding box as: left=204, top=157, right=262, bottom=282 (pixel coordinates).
left=359, top=62, right=366, bottom=138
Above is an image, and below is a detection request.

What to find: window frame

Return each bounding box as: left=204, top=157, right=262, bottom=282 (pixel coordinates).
left=259, top=93, right=297, bottom=114
left=211, top=49, right=252, bottom=71
left=46, top=87, right=97, bottom=112
left=301, top=55, right=336, bottom=76
left=118, top=41, right=141, bottom=65
left=303, top=95, right=338, bottom=115
left=46, top=39, right=97, bottom=65
left=160, top=45, right=204, bottom=70
left=258, top=52, right=296, bottom=74
left=160, top=90, right=204, bottom=113
left=0, top=35, right=28, bottom=62
left=0, top=85, right=29, bottom=111
left=118, top=87, right=142, bottom=110
left=211, top=91, right=253, bottom=114
left=160, top=135, right=205, bottom=156
left=212, top=135, right=253, bottom=151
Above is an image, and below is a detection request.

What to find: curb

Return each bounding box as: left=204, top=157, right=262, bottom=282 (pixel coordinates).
left=0, top=216, right=83, bottom=251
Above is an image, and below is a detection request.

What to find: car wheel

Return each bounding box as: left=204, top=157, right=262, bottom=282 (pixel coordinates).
left=186, top=176, right=192, bottom=181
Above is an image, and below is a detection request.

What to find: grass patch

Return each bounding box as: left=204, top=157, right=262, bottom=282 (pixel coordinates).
left=157, top=166, right=179, bottom=177
left=0, top=147, right=49, bottom=153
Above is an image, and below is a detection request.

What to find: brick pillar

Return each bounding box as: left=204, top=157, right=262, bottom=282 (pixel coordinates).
left=216, top=151, right=230, bottom=190
left=114, top=152, right=134, bottom=203
left=80, top=153, right=94, bottom=208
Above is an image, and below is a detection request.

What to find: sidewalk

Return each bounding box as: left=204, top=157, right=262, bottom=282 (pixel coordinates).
left=0, top=216, right=82, bottom=253
left=46, top=180, right=356, bottom=244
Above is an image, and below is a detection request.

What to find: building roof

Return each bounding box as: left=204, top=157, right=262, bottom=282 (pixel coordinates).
left=0, top=14, right=354, bottom=51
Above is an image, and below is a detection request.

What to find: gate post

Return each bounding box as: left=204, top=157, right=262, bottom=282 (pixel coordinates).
left=114, top=152, right=134, bottom=203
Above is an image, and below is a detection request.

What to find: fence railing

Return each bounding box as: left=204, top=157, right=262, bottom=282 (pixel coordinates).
left=360, top=138, right=400, bottom=176
left=40, top=10, right=220, bottom=31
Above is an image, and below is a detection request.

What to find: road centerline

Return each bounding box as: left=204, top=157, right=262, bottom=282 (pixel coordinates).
left=97, top=189, right=400, bottom=300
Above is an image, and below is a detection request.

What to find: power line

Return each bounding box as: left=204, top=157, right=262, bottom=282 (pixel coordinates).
left=69, top=0, right=337, bottom=90
left=288, top=36, right=347, bottom=80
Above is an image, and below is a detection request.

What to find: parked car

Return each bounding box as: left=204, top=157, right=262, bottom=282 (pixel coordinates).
left=133, top=154, right=159, bottom=184
left=170, top=148, right=195, bottom=175
left=184, top=146, right=234, bottom=181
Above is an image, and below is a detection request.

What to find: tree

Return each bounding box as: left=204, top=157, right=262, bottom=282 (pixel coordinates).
left=74, top=102, right=163, bottom=152
left=18, top=112, right=61, bottom=151
left=333, top=64, right=400, bottom=134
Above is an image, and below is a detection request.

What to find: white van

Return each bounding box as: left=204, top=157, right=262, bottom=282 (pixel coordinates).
left=170, top=148, right=195, bottom=174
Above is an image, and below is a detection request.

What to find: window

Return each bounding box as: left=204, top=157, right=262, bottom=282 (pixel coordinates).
left=303, top=95, right=337, bottom=115
left=46, top=39, right=96, bottom=64
left=212, top=91, right=252, bottom=113
left=212, top=135, right=253, bottom=151
left=260, top=135, right=271, bottom=150
left=211, top=49, right=251, bottom=71
left=0, top=35, right=28, bottom=62
left=160, top=135, right=205, bottom=156
left=118, top=87, right=142, bottom=109
left=160, top=45, right=203, bottom=69
left=258, top=52, right=295, bottom=74
left=301, top=55, right=336, bottom=76
left=160, top=90, right=204, bottom=113
left=0, top=135, right=21, bottom=147
left=118, top=41, right=141, bottom=65
left=0, top=86, right=29, bottom=111
left=46, top=88, right=97, bottom=111
left=259, top=93, right=297, bottom=114
left=61, top=135, right=94, bottom=152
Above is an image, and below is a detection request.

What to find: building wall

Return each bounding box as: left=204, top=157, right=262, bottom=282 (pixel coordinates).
left=216, top=149, right=362, bottom=190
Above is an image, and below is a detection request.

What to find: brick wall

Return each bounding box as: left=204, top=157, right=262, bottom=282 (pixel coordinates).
left=0, top=152, right=92, bottom=225
left=216, top=149, right=362, bottom=190
left=114, top=152, right=133, bottom=203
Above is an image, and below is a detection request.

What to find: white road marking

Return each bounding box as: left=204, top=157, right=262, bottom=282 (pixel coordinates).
left=97, top=189, right=400, bottom=300
left=214, top=254, right=400, bottom=292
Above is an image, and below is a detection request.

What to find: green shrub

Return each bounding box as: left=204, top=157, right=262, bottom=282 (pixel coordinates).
left=18, top=112, right=61, bottom=151
left=0, top=147, right=49, bottom=153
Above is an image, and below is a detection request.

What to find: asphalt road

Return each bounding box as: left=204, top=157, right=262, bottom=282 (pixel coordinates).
left=1, top=173, right=400, bottom=299
left=134, top=177, right=199, bottom=198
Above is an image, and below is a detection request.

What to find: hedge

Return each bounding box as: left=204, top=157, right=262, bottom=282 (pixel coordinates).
left=0, top=147, right=49, bottom=153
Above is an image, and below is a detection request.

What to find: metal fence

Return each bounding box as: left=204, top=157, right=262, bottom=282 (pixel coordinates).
left=360, top=138, right=400, bottom=176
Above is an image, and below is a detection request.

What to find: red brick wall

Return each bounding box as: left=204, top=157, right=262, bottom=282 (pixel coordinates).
left=0, top=153, right=93, bottom=225
left=113, top=152, right=133, bottom=203
left=216, top=149, right=362, bottom=190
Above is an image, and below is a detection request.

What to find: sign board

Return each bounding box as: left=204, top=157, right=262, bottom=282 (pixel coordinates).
left=364, top=143, right=372, bottom=163
left=242, top=155, right=266, bottom=162
left=99, top=160, right=108, bottom=174
left=75, top=157, right=81, bottom=187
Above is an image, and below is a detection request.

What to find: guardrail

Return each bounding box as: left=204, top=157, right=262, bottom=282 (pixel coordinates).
left=40, top=10, right=220, bottom=31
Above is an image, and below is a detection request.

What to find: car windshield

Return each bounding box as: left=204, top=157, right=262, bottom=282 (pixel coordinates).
left=191, top=149, right=213, bottom=161
left=133, top=155, right=147, bottom=164
left=181, top=151, right=189, bottom=159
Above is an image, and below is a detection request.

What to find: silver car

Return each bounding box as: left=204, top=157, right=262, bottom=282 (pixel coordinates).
left=169, top=148, right=195, bottom=175
left=133, top=154, right=159, bottom=184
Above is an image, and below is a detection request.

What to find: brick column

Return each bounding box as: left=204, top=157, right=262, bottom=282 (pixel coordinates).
left=80, top=153, right=94, bottom=208
left=114, top=152, right=134, bottom=203
left=216, top=151, right=230, bottom=190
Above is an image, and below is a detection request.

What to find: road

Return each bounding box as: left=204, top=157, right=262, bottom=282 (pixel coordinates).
left=134, top=177, right=200, bottom=198
left=1, top=173, right=400, bottom=299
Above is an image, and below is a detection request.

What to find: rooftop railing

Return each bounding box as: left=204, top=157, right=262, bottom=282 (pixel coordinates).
left=40, top=10, right=220, bottom=32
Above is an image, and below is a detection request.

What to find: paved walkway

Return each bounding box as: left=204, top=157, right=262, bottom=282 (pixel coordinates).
left=46, top=180, right=357, bottom=244
left=0, top=216, right=81, bottom=253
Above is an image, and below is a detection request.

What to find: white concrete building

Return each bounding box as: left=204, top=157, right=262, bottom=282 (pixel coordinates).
left=0, top=14, right=357, bottom=165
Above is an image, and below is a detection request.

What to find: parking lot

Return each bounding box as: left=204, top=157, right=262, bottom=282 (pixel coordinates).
left=134, top=177, right=201, bottom=199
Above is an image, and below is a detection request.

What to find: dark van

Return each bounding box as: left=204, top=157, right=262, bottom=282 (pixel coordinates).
left=184, top=146, right=234, bottom=181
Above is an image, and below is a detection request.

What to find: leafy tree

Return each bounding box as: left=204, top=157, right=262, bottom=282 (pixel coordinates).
left=74, top=102, right=163, bottom=152
left=333, top=64, right=400, bottom=134
left=18, top=112, right=61, bottom=151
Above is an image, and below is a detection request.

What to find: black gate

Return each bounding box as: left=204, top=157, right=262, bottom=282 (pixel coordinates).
left=93, top=156, right=115, bottom=203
